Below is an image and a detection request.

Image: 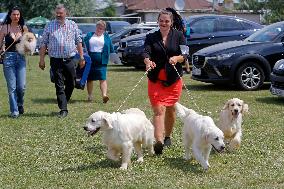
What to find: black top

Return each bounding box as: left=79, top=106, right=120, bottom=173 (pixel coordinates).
left=143, top=28, right=186, bottom=86
left=4, top=25, right=22, bottom=52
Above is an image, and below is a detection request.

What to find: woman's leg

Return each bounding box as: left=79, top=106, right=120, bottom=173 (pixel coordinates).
left=100, top=80, right=107, bottom=97
left=152, top=105, right=166, bottom=143
left=152, top=105, right=166, bottom=154
left=164, top=105, right=176, bottom=138
left=100, top=80, right=109, bottom=103
left=3, top=53, right=18, bottom=117
left=15, top=54, right=26, bottom=112
left=87, top=80, right=93, bottom=101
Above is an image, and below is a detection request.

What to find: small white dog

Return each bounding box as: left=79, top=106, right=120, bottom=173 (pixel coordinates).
left=218, top=98, right=249, bottom=151
left=84, top=108, right=154, bottom=170
left=16, top=32, right=37, bottom=55
left=175, top=102, right=225, bottom=170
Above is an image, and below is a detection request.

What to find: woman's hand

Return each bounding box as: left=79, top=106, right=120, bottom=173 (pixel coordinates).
left=169, top=56, right=178, bottom=65
left=144, top=58, right=156, bottom=70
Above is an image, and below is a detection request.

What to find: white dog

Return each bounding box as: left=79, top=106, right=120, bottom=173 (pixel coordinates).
left=175, top=102, right=225, bottom=170
left=218, top=98, right=249, bottom=151
left=16, top=32, right=37, bottom=55
left=84, top=108, right=154, bottom=170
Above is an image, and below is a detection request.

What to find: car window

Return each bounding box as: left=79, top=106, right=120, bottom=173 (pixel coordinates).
left=241, top=21, right=256, bottom=30
left=191, top=18, right=215, bottom=34
left=246, top=22, right=284, bottom=42
left=78, top=24, right=97, bottom=34
left=218, top=18, right=244, bottom=31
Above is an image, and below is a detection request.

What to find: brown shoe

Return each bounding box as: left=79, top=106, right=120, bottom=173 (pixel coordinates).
left=103, top=96, right=109, bottom=103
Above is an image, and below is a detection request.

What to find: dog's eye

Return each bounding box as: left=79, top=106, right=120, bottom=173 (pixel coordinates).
left=215, top=137, right=219, bottom=141
left=91, top=119, right=95, bottom=123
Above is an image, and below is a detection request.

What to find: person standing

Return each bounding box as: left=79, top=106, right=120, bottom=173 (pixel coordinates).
left=143, top=9, right=187, bottom=155
left=83, top=20, right=114, bottom=103
left=39, top=4, right=85, bottom=118
left=0, top=6, right=28, bottom=118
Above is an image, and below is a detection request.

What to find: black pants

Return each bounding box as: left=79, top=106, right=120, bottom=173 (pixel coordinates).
left=50, top=57, right=76, bottom=111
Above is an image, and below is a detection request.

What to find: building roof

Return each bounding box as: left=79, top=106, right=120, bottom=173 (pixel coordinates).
left=120, top=0, right=212, bottom=10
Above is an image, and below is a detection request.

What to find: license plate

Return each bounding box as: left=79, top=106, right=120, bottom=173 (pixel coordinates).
left=270, top=86, right=284, bottom=97
left=192, top=67, right=201, bottom=76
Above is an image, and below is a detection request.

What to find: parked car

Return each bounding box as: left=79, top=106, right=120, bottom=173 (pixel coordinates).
left=29, top=26, right=45, bottom=54
left=77, top=23, right=97, bottom=38
left=270, top=59, right=284, bottom=97
left=191, top=21, right=284, bottom=90
left=111, top=23, right=158, bottom=53
left=111, top=23, right=158, bottom=44
left=118, top=15, right=263, bottom=69
left=106, top=21, right=130, bottom=35
left=0, top=12, right=7, bottom=24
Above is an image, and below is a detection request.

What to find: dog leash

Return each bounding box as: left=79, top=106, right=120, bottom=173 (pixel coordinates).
left=172, top=65, right=212, bottom=115
left=116, top=67, right=152, bottom=112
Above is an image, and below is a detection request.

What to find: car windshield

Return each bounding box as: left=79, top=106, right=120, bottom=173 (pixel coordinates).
left=110, top=28, right=129, bottom=38
left=245, top=22, right=284, bottom=42
left=0, top=12, right=7, bottom=23
left=78, top=24, right=97, bottom=34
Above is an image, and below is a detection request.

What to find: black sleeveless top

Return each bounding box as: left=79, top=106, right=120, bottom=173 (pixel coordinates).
left=4, top=25, right=22, bottom=52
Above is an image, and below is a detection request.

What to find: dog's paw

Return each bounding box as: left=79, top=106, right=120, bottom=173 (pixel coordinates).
left=202, top=162, right=210, bottom=170
left=137, top=157, right=144, bottom=163
left=120, top=163, right=128, bottom=170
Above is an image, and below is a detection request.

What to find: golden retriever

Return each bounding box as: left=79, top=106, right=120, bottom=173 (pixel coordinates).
left=218, top=98, right=249, bottom=151
left=175, top=102, right=225, bottom=170
left=16, top=32, right=37, bottom=55
left=84, top=108, right=154, bottom=170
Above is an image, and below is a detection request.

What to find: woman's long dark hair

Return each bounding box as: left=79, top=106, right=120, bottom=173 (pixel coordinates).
left=165, top=7, right=185, bottom=33
left=3, top=6, right=25, bottom=30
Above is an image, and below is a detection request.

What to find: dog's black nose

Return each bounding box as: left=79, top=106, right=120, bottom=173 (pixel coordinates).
left=221, top=146, right=225, bottom=150
left=83, top=126, right=88, bottom=131
left=234, top=109, right=238, bottom=113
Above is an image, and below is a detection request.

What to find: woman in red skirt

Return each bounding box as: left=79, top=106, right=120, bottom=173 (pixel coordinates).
left=143, top=9, right=187, bottom=155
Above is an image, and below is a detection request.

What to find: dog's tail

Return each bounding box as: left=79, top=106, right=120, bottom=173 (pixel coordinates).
left=175, top=102, right=195, bottom=119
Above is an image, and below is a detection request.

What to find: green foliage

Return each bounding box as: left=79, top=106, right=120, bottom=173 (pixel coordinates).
left=0, top=0, right=96, bottom=19
left=264, top=0, right=284, bottom=24
left=0, top=56, right=284, bottom=188
left=235, top=0, right=265, bottom=13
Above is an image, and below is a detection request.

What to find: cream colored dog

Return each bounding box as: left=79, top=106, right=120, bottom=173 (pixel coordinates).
left=218, top=98, right=249, bottom=151
left=16, top=32, right=37, bottom=55
left=175, top=102, right=225, bottom=170
left=84, top=108, right=154, bottom=170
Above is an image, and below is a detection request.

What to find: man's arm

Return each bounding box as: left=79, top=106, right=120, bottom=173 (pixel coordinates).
left=77, top=42, right=85, bottom=68
left=39, top=45, right=47, bottom=70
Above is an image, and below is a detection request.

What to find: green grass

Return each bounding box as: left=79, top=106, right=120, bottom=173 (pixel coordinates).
left=0, top=56, right=284, bottom=188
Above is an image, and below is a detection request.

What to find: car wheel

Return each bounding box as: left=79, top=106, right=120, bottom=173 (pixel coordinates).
left=236, top=62, right=264, bottom=90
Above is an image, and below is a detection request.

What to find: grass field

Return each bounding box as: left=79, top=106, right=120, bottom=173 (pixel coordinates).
left=0, top=56, right=284, bottom=188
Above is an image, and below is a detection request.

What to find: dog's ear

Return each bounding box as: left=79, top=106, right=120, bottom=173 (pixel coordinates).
left=102, top=115, right=113, bottom=129
left=242, top=103, right=249, bottom=114
left=222, top=100, right=230, bottom=110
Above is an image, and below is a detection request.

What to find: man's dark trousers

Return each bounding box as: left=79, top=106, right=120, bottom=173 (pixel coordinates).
left=50, top=57, right=76, bottom=112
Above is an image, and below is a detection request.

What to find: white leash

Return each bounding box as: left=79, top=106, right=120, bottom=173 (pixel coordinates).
left=172, top=65, right=212, bottom=115
left=116, top=67, right=152, bottom=112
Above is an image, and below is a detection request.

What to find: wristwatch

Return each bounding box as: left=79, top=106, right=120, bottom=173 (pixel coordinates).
left=80, top=56, right=84, bottom=61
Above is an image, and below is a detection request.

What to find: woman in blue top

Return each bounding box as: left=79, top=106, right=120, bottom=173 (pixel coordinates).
left=84, top=20, right=114, bottom=103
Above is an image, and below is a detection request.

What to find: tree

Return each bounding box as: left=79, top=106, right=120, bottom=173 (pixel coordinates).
left=235, top=0, right=264, bottom=13
left=0, top=0, right=96, bottom=19
left=264, top=0, right=284, bottom=23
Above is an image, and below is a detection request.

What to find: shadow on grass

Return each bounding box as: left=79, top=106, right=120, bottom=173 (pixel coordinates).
left=255, top=96, right=284, bottom=105
left=0, top=111, right=58, bottom=118
left=31, top=98, right=57, bottom=104
left=107, top=65, right=142, bottom=73
left=164, top=157, right=204, bottom=173
left=62, top=159, right=120, bottom=173
left=185, top=83, right=270, bottom=91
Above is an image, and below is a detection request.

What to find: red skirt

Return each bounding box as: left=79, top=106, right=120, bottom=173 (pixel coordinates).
left=148, top=69, right=182, bottom=106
